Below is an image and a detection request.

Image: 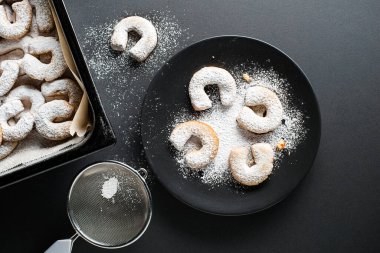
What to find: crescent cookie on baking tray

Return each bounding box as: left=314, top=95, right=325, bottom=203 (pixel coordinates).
left=22, top=36, right=68, bottom=81
left=0, top=100, right=34, bottom=142
left=0, top=60, right=20, bottom=96
left=29, top=0, right=54, bottom=33
left=0, top=0, right=32, bottom=40
left=5, top=85, right=45, bottom=118
left=34, top=100, right=74, bottom=141
left=41, top=78, right=83, bottom=110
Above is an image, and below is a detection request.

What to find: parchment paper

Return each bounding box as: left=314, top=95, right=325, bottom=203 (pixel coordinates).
left=49, top=0, right=91, bottom=136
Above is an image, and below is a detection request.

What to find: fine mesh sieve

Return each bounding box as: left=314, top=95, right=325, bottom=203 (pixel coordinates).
left=45, top=161, right=152, bottom=253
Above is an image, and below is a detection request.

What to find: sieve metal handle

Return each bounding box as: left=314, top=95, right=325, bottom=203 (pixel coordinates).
left=44, top=234, right=78, bottom=253
left=137, top=168, right=148, bottom=180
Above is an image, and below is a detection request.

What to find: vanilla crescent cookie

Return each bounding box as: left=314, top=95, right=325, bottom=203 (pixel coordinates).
left=35, top=100, right=74, bottom=140
left=29, top=0, right=54, bottom=33
left=13, top=74, right=43, bottom=88
left=0, top=100, right=34, bottom=141
left=229, top=143, right=274, bottom=186
left=0, top=49, right=25, bottom=63
left=0, top=35, right=31, bottom=56
left=0, top=141, right=18, bottom=160
left=22, top=36, right=67, bottom=81
left=27, top=14, right=40, bottom=37
left=5, top=85, right=45, bottom=118
left=0, top=0, right=32, bottom=39
left=251, top=105, right=267, bottom=117
left=3, top=4, right=15, bottom=23
left=111, top=16, right=157, bottom=62
left=237, top=86, right=283, bottom=134
left=41, top=78, right=83, bottom=110
left=189, top=67, right=236, bottom=111
left=169, top=120, right=219, bottom=169
left=0, top=60, right=20, bottom=96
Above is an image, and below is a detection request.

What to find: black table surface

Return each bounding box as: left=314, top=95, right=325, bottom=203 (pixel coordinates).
left=1, top=0, right=379, bottom=252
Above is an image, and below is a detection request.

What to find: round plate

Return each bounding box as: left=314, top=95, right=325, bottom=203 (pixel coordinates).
left=141, top=36, right=321, bottom=215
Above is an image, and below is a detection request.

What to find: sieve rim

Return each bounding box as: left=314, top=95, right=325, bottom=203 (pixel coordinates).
left=67, top=160, right=153, bottom=249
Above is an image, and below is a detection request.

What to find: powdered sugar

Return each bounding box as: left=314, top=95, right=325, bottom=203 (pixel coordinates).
left=101, top=177, right=119, bottom=200
left=171, top=64, right=307, bottom=186
left=0, top=141, right=18, bottom=160
left=0, top=131, right=84, bottom=175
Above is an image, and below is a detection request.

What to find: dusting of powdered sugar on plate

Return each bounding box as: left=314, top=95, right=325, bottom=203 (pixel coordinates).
left=170, top=63, right=308, bottom=186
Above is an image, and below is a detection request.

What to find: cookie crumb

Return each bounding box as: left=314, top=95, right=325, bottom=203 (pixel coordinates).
left=242, top=73, right=252, bottom=83
left=276, top=139, right=286, bottom=151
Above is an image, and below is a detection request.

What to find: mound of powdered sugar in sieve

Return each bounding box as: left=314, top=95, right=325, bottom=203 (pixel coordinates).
left=101, top=177, right=119, bottom=199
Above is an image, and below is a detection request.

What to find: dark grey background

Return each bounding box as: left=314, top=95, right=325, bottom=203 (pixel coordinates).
left=0, top=0, right=379, bottom=252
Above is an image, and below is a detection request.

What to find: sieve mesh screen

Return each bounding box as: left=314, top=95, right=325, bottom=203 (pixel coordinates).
left=67, top=162, right=151, bottom=248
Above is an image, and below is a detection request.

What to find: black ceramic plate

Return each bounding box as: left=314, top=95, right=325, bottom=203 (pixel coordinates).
left=141, top=36, right=321, bottom=215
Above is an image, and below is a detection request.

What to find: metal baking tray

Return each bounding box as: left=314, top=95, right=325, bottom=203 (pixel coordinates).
left=0, top=0, right=116, bottom=188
